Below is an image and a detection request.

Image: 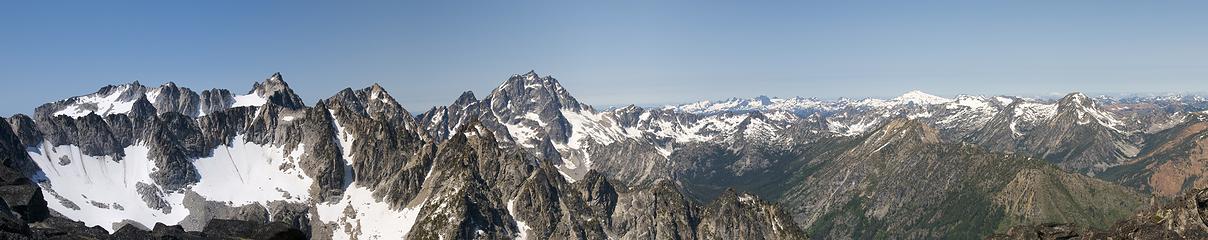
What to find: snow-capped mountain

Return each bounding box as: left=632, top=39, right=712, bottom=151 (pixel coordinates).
left=3, top=72, right=805, bottom=239
left=665, top=90, right=1161, bottom=174
left=419, top=71, right=811, bottom=184
left=6, top=70, right=1208, bottom=239
left=35, top=72, right=305, bottom=120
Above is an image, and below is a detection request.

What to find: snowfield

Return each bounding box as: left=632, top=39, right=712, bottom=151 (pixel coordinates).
left=316, top=186, right=424, bottom=240
left=27, top=143, right=189, bottom=232
left=27, top=137, right=314, bottom=232
left=190, top=138, right=313, bottom=205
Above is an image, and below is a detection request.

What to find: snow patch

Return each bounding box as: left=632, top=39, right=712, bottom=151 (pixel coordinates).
left=190, top=138, right=312, bottom=205
left=231, top=93, right=267, bottom=108
left=317, top=186, right=423, bottom=240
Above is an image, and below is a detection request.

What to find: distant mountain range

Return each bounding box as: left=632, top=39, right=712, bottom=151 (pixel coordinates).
left=1, top=71, right=1208, bottom=239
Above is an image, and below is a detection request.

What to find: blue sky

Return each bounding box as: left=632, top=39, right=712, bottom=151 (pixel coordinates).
left=3, top=1, right=1207, bottom=115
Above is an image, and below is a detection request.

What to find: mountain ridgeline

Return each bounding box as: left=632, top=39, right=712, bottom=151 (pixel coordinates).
left=4, top=70, right=1208, bottom=239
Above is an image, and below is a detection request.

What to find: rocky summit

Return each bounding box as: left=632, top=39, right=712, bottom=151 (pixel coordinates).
left=7, top=71, right=1208, bottom=239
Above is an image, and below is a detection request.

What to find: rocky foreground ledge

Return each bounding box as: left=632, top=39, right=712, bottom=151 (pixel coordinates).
left=989, top=188, right=1208, bottom=239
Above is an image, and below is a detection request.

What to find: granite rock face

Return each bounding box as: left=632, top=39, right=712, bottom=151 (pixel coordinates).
left=400, top=120, right=807, bottom=239
left=405, top=123, right=523, bottom=240
left=198, top=88, right=235, bottom=116
left=146, top=112, right=205, bottom=191
left=251, top=72, right=308, bottom=110
left=297, top=103, right=347, bottom=203
left=0, top=118, right=39, bottom=177
left=323, top=84, right=428, bottom=207
left=6, top=115, right=41, bottom=150
left=698, top=189, right=808, bottom=239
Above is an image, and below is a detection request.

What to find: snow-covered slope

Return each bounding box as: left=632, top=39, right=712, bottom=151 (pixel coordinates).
left=891, top=90, right=952, bottom=105
left=28, top=144, right=188, bottom=231
left=189, top=137, right=312, bottom=205
left=27, top=137, right=312, bottom=232
left=51, top=83, right=147, bottom=117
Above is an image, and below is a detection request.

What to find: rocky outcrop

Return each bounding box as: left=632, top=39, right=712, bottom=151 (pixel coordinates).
left=575, top=170, right=618, bottom=224
left=298, top=103, right=347, bottom=203
left=0, top=118, right=39, bottom=177
left=146, top=112, right=204, bottom=191
left=135, top=182, right=171, bottom=214
left=0, top=120, right=48, bottom=224
left=0, top=165, right=47, bottom=223
left=324, top=84, right=428, bottom=207
left=406, top=125, right=522, bottom=239
left=179, top=191, right=269, bottom=232
left=251, top=72, right=307, bottom=110
left=416, top=91, right=480, bottom=143
left=990, top=188, right=1208, bottom=239
left=26, top=217, right=306, bottom=240
left=203, top=219, right=307, bottom=239
left=198, top=88, right=235, bottom=116
left=149, top=82, right=203, bottom=117
left=511, top=165, right=606, bottom=239
left=69, top=113, right=125, bottom=158
left=266, top=201, right=313, bottom=237
left=698, top=189, right=808, bottom=239
left=6, top=115, right=41, bottom=150
left=610, top=180, right=700, bottom=239
left=590, top=139, right=677, bottom=186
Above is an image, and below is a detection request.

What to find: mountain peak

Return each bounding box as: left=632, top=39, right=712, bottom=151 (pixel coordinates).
left=365, top=84, right=395, bottom=103
left=1058, top=92, right=1092, bottom=107
left=453, top=91, right=478, bottom=106
left=892, top=90, right=950, bottom=105
left=754, top=95, right=773, bottom=105
left=251, top=72, right=289, bottom=94
left=1050, top=91, right=1125, bottom=129
left=862, top=118, right=942, bottom=148
left=488, top=70, right=583, bottom=111
left=244, top=72, right=306, bottom=109
left=269, top=72, right=284, bottom=83
left=1055, top=92, right=1103, bottom=115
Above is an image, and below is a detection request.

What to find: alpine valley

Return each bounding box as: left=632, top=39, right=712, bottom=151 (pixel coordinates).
left=2, top=71, right=1208, bottom=239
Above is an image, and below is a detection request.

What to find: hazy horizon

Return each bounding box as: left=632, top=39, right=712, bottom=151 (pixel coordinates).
left=9, top=70, right=1208, bottom=116
left=4, top=1, right=1207, bottom=116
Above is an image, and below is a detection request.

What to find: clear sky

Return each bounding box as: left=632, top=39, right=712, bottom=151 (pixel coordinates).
left=3, top=1, right=1207, bottom=116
